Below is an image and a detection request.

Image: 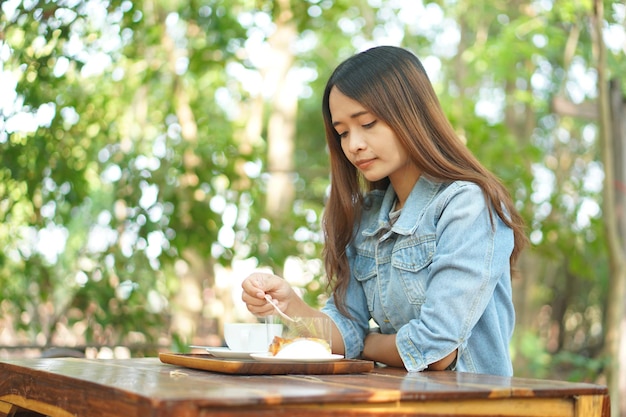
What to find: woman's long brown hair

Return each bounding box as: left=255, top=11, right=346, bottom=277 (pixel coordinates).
left=321, top=46, right=528, bottom=316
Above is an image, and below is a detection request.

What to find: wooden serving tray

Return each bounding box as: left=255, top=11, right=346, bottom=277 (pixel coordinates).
left=159, top=353, right=374, bottom=375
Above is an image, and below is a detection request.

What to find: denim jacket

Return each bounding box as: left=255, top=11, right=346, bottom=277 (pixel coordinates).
left=322, top=175, right=515, bottom=376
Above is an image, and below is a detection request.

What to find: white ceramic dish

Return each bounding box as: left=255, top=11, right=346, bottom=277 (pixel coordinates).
left=189, top=346, right=265, bottom=359
left=250, top=353, right=344, bottom=363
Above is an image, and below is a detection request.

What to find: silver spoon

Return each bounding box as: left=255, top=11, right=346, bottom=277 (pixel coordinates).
left=264, top=294, right=297, bottom=323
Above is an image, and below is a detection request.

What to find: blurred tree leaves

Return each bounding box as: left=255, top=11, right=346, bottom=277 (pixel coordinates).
left=0, top=0, right=624, bottom=393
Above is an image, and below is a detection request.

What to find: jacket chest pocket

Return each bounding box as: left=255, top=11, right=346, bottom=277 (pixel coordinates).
left=391, top=235, right=435, bottom=305
left=352, top=250, right=377, bottom=312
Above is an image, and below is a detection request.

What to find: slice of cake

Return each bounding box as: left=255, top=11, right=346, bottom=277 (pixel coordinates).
left=269, top=336, right=331, bottom=359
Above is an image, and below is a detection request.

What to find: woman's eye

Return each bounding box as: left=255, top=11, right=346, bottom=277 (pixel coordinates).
left=363, top=121, right=376, bottom=129
left=338, top=131, right=348, bottom=139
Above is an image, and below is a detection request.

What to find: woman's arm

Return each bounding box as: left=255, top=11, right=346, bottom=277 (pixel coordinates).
left=362, top=332, right=457, bottom=370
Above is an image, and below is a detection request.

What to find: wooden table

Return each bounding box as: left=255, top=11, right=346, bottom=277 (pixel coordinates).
left=0, top=356, right=610, bottom=417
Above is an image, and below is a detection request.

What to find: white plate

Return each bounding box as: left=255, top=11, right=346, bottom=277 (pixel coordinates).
left=250, top=353, right=344, bottom=363
left=189, top=346, right=265, bottom=359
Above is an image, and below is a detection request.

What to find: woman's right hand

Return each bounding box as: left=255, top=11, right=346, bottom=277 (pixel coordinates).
left=241, top=272, right=300, bottom=317
left=243, top=272, right=345, bottom=355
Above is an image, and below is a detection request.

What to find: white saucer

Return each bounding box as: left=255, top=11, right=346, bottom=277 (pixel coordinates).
left=250, top=353, right=344, bottom=363
left=189, top=346, right=264, bottom=359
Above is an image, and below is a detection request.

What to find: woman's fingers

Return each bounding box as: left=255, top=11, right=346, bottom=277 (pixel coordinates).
left=244, top=300, right=274, bottom=316
left=242, top=273, right=286, bottom=298
left=241, top=272, right=286, bottom=316
left=241, top=274, right=268, bottom=298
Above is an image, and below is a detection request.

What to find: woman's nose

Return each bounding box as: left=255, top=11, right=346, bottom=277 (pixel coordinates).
left=346, top=131, right=366, bottom=153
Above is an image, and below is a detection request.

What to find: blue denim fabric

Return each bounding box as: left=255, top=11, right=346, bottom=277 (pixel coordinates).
left=322, top=175, right=515, bottom=376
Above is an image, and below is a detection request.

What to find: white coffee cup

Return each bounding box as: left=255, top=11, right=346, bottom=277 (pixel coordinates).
left=223, top=323, right=283, bottom=352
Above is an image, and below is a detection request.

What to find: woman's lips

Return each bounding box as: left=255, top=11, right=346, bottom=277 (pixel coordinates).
left=355, top=158, right=375, bottom=170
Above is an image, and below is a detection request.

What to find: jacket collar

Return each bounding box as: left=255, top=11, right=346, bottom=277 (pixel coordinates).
left=362, top=175, right=443, bottom=237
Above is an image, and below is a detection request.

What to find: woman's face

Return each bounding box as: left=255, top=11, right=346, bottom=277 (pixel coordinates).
left=329, top=86, right=420, bottom=197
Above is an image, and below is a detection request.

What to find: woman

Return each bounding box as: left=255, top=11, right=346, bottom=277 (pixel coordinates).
left=242, top=46, right=527, bottom=375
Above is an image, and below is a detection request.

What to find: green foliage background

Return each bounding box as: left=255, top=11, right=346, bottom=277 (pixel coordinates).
left=1, top=0, right=624, bottom=391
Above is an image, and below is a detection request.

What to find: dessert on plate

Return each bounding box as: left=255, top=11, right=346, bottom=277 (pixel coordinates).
left=269, top=336, right=332, bottom=359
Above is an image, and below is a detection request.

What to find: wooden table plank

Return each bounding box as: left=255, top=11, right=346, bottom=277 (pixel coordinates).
left=192, top=398, right=575, bottom=417
left=0, top=399, right=15, bottom=417
left=0, top=357, right=610, bottom=417
left=574, top=394, right=612, bottom=417
left=0, top=358, right=393, bottom=408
